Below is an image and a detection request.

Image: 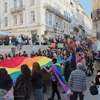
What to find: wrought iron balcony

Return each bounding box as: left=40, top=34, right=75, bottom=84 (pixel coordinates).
left=44, top=3, right=71, bottom=22
left=10, top=5, right=25, bottom=14
left=97, top=9, right=100, bottom=16
left=73, top=27, right=79, bottom=32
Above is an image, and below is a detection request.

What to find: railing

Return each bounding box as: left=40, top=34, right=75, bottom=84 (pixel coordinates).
left=44, top=3, right=71, bottom=22
left=97, top=9, right=100, bottom=16
left=10, top=5, right=25, bottom=14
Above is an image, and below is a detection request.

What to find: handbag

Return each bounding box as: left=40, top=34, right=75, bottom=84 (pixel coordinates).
left=90, top=85, right=98, bottom=95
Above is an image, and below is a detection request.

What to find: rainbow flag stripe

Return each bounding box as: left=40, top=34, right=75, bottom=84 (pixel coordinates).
left=52, top=64, right=70, bottom=99
left=0, top=57, right=63, bottom=82
left=86, top=35, right=96, bottom=44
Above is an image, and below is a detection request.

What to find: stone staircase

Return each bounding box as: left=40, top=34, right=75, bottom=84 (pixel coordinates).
left=0, top=45, right=49, bottom=57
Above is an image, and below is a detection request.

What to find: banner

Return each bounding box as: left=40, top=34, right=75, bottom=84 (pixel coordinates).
left=51, top=43, right=56, bottom=47
left=32, top=47, right=39, bottom=52
left=58, top=43, right=63, bottom=48
left=70, top=42, right=75, bottom=46
left=76, top=41, right=80, bottom=45
left=77, top=37, right=81, bottom=41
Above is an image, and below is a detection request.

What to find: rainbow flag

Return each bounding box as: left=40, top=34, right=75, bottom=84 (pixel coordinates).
left=52, top=64, right=70, bottom=99
left=0, top=57, right=63, bottom=82
left=86, top=35, right=96, bottom=44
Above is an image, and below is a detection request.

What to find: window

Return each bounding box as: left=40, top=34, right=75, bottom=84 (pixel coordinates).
left=66, top=2, right=68, bottom=7
left=4, top=17, right=8, bottom=27
left=31, top=11, right=35, bottom=22
left=19, top=0, right=23, bottom=6
left=19, top=13, right=23, bottom=24
left=31, top=0, right=34, bottom=4
left=14, top=0, right=17, bottom=8
left=4, top=2, right=7, bottom=12
left=13, top=15, right=17, bottom=25
left=49, top=14, right=52, bottom=25
left=45, top=11, right=48, bottom=24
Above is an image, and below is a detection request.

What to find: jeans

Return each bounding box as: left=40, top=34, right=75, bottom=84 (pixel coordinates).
left=51, top=81, right=61, bottom=99
left=17, top=43, right=22, bottom=49
left=11, top=42, right=15, bottom=45
left=70, top=91, right=84, bottom=100
left=33, top=88, right=44, bottom=100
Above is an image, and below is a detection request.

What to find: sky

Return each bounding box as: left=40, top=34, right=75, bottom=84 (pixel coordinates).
left=78, top=0, right=92, bottom=17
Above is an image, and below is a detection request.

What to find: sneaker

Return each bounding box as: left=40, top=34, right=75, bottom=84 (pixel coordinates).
left=62, top=91, right=65, bottom=93
left=48, top=97, right=54, bottom=100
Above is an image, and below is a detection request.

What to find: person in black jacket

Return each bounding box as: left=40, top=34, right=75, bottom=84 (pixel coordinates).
left=31, top=62, right=44, bottom=100
left=63, top=55, right=71, bottom=82
left=14, top=64, right=31, bottom=100
left=71, top=52, right=76, bottom=70
left=11, top=36, right=16, bottom=45
left=21, top=51, right=28, bottom=57
left=31, top=51, right=36, bottom=58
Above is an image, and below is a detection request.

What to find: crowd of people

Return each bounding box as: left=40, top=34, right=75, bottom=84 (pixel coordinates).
left=0, top=36, right=100, bottom=100
left=0, top=34, right=65, bottom=47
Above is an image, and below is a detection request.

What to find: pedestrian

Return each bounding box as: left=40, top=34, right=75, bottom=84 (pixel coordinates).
left=31, top=51, right=36, bottom=58
left=21, top=51, right=28, bottom=57
left=31, top=62, right=44, bottom=100
left=77, top=54, right=82, bottom=63
left=17, top=36, right=22, bottom=50
left=0, top=68, right=14, bottom=99
left=44, top=58, right=61, bottom=100
left=87, top=52, right=94, bottom=76
left=14, top=64, right=31, bottom=100
left=11, top=36, right=16, bottom=45
left=71, top=52, right=76, bottom=70
left=68, top=63, right=86, bottom=100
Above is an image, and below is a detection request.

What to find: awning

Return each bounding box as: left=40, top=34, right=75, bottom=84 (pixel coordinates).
left=0, top=31, right=19, bottom=38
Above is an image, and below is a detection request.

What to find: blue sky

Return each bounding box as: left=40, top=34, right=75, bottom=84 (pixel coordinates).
left=78, top=0, right=92, bottom=17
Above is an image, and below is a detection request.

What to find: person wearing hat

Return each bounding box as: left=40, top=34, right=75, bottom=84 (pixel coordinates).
left=0, top=68, right=14, bottom=99
left=68, top=63, right=87, bottom=100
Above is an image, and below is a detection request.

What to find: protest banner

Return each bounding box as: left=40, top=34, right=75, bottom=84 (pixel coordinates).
left=70, top=42, right=75, bottom=46
left=58, top=43, right=63, bottom=48
left=51, top=43, right=56, bottom=48
left=32, top=47, right=39, bottom=52
left=76, top=41, right=80, bottom=45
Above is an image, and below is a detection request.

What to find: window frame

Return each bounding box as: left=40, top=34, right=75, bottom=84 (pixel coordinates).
left=13, top=15, right=17, bottom=25
left=31, top=0, right=35, bottom=5
left=31, top=11, right=35, bottom=22
left=4, top=2, right=7, bottom=12
left=19, top=13, right=23, bottom=24
left=4, top=17, right=8, bottom=27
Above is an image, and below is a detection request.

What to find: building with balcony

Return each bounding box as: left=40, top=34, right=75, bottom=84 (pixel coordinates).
left=70, top=0, right=92, bottom=37
left=0, top=0, right=92, bottom=39
left=0, top=0, right=73, bottom=39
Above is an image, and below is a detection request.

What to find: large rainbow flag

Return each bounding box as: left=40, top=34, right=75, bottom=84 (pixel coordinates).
left=0, top=57, right=63, bottom=82
left=86, top=35, right=96, bottom=44
left=0, top=57, right=70, bottom=99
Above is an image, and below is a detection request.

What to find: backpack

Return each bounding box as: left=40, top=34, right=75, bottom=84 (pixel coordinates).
left=90, top=85, right=98, bottom=95
left=14, top=81, right=28, bottom=100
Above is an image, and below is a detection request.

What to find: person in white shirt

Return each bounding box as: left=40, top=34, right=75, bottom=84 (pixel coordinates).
left=17, top=36, right=22, bottom=50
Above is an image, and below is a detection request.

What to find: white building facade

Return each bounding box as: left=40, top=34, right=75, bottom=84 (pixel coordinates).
left=0, top=0, right=92, bottom=39
left=0, top=0, right=73, bottom=39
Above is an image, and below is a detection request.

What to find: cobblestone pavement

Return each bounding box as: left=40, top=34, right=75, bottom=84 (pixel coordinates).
left=30, top=71, right=100, bottom=100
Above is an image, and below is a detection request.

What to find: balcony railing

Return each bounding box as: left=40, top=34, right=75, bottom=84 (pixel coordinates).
left=44, top=3, right=71, bottom=22
left=10, top=5, right=25, bottom=14
left=97, top=9, right=100, bottom=16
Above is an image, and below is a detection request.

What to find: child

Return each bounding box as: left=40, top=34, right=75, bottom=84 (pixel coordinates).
left=44, top=58, right=61, bottom=100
